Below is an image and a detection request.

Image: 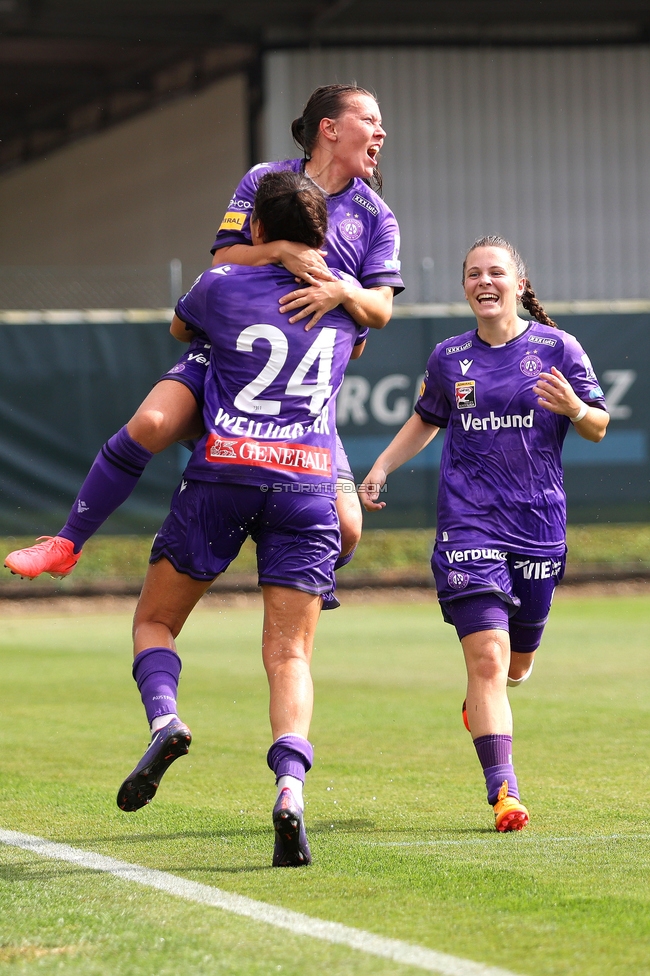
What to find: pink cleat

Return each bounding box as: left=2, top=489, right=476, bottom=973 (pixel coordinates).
left=4, top=536, right=81, bottom=580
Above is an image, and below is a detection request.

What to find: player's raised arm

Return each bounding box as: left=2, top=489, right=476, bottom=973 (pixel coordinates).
left=360, top=413, right=439, bottom=511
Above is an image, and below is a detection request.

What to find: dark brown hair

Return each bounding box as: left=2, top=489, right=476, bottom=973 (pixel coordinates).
left=252, top=170, right=328, bottom=249
left=462, top=235, right=557, bottom=328
left=291, top=84, right=383, bottom=195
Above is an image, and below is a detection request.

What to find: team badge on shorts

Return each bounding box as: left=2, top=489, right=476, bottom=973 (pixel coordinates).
left=448, top=569, right=470, bottom=590
left=520, top=354, right=542, bottom=378
left=455, top=380, right=476, bottom=409
left=339, top=216, right=363, bottom=242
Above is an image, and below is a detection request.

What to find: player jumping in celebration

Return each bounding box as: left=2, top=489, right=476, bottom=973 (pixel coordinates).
left=5, top=84, right=402, bottom=583
left=116, top=171, right=366, bottom=866
left=360, top=237, right=609, bottom=832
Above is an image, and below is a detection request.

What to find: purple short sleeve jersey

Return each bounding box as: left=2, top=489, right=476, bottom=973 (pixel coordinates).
left=211, top=159, right=404, bottom=294
left=415, top=322, right=608, bottom=555
left=176, top=264, right=361, bottom=488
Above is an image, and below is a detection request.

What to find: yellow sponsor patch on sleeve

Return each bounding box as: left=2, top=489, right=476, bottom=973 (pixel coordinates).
left=219, top=211, right=247, bottom=232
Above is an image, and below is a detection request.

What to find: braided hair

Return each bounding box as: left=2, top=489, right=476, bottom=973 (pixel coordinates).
left=291, top=84, right=383, bottom=195
left=462, top=235, right=557, bottom=328
left=252, top=170, right=328, bottom=249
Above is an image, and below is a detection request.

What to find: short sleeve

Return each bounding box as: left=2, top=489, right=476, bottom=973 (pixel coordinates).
left=414, top=346, right=451, bottom=427
left=561, top=333, right=608, bottom=412
left=360, top=208, right=405, bottom=293
left=354, top=327, right=370, bottom=345
left=210, top=168, right=258, bottom=253
left=175, top=272, right=212, bottom=333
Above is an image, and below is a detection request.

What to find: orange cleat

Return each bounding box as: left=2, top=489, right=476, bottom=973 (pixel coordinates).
left=461, top=699, right=471, bottom=733
left=4, top=536, right=81, bottom=580
left=493, top=780, right=529, bottom=832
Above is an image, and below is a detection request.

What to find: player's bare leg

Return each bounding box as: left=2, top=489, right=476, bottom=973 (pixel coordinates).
left=263, top=584, right=321, bottom=866
left=4, top=381, right=203, bottom=580
left=462, top=629, right=529, bottom=831
left=117, top=557, right=212, bottom=813
left=335, top=477, right=363, bottom=567
left=508, top=649, right=536, bottom=685
left=126, top=380, right=203, bottom=453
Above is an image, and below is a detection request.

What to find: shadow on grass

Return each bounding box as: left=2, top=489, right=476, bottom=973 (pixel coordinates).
left=59, top=820, right=494, bottom=850
left=2, top=861, right=274, bottom=883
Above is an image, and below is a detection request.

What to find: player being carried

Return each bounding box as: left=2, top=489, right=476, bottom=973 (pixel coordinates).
left=5, top=84, right=402, bottom=586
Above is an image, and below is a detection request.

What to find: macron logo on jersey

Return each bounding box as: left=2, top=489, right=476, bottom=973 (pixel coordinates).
left=459, top=359, right=473, bottom=376
left=460, top=410, right=534, bottom=431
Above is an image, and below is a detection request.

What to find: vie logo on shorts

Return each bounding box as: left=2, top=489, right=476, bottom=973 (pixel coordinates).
left=205, top=434, right=331, bottom=476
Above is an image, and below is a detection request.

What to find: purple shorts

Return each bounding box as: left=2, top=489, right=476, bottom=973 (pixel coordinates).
left=432, top=544, right=566, bottom=650
left=335, top=434, right=354, bottom=482
left=151, top=478, right=340, bottom=597
left=158, top=337, right=211, bottom=404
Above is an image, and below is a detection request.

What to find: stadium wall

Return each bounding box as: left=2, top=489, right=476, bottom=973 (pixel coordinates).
left=0, top=310, right=645, bottom=535
left=0, top=74, right=247, bottom=279
left=263, top=46, right=650, bottom=306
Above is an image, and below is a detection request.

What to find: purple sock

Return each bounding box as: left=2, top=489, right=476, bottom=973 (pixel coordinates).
left=334, top=546, right=356, bottom=572
left=133, top=646, right=182, bottom=727
left=267, top=734, right=314, bottom=784
left=58, top=426, right=153, bottom=551
left=473, top=733, right=520, bottom=804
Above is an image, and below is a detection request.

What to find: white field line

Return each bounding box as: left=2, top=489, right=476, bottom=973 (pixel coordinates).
left=0, top=828, right=522, bottom=976
left=369, top=834, right=650, bottom=848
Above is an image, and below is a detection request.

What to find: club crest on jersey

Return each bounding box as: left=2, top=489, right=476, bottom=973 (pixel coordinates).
left=339, top=216, right=363, bottom=242
left=448, top=570, right=470, bottom=590
left=520, top=353, right=542, bottom=378
left=455, top=380, right=476, bottom=409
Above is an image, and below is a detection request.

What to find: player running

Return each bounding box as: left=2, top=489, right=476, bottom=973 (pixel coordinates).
left=360, top=236, right=609, bottom=832
left=116, top=171, right=365, bottom=866
left=5, top=84, right=403, bottom=583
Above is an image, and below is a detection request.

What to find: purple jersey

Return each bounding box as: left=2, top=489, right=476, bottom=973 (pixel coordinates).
left=212, top=159, right=404, bottom=294
left=415, top=322, right=608, bottom=556
left=176, top=264, right=362, bottom=488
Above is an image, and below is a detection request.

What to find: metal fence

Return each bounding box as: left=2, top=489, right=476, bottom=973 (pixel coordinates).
left=0, top=262, right=193, bottom=310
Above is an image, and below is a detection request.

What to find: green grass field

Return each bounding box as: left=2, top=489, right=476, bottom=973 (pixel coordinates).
left=1, top=591, right=649, bottom=975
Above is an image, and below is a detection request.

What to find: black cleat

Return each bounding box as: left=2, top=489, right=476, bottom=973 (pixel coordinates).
left=272, top=787, right=311, bottom=867
left=117, top=718, right=191, bottom=812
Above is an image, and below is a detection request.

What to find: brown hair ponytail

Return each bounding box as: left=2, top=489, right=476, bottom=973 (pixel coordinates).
left=462, top=235, right=557, bottom=328
left=521, top=278, right=557, bottom=329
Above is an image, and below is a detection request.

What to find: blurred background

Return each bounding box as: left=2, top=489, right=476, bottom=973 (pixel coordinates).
left=0, top=0, right=648, bottom=539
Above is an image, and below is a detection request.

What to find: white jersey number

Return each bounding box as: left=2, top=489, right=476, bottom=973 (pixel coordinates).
left=233, top=324, right=337, bottom=417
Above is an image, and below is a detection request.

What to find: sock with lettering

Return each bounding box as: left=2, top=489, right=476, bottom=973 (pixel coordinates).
left=132, top=647, right=182, bottom=729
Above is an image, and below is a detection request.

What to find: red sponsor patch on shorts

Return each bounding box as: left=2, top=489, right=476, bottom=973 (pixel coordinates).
left=205, top=434, right=332, bottom=477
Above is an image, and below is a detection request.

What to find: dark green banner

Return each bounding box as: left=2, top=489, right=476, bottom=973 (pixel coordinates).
left=0, top=314, right=646, bottom=536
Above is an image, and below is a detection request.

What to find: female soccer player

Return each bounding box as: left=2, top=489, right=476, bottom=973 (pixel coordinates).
left=5, top=84, right=402, bottom=581
left=360, top=236, right=609, bottom=832
left=116, top=171, right=366, bottom=867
